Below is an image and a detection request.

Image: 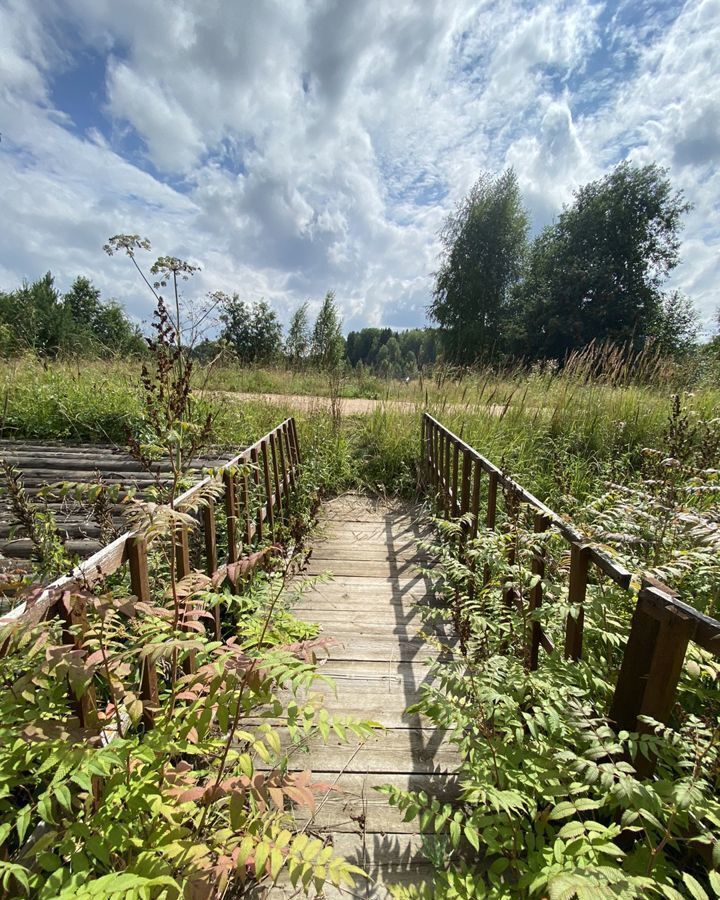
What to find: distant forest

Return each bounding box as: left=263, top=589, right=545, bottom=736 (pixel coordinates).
left=1, top=162, right=718, bottom=376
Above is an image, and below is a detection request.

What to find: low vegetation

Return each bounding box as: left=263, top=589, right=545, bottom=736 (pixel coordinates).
left=384, top=401, right=720, bottom=898
left=1, top=214, right=718, bottom=896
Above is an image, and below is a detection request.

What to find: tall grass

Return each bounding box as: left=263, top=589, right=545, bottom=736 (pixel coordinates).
left=1, top=350, right=717, bottom=513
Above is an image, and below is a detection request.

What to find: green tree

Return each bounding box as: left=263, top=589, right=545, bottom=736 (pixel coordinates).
left=63, top=276, right=101, bottom=329
left=311, top=290, right=344, bottom=370
left=62, top=277, right=145, bottom=355
left=220, top=295, right=283, bottom=364
left=0, top=273, right=71, bottom=354
left=430, top=169, right=528, bottom=364
left=92, top=301, right=146, bottom=355
left=649, top=291, right=698, bottom=358
left=513, top=162, right=692, bottom=360
left=286, top=302, right=310, bottom=367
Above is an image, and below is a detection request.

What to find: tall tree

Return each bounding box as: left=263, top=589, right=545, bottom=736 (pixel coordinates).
left=219, top=295, right=282, bottom=364
left=649, top=291, right=698, bottom=358
left=63, top=276, right=101, bottom=328
left=285, top=302, right=310, bottom=367
left=311, top=290, right=344, bottom=370
left=430, top=169, right=528, bottom=364
left=512, top=162, right=691, bottom=360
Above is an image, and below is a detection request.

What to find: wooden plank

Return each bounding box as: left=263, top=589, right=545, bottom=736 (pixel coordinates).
left=260, top=727, right=457, bottom=775
left=285, top=772, right=458, bottom=834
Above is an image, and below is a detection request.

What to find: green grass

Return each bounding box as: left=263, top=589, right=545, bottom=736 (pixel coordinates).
left=1, top=354, right=718, bottom=516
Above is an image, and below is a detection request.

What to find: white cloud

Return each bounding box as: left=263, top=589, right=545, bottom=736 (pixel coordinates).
left=0, top=0, right=718, bottom=334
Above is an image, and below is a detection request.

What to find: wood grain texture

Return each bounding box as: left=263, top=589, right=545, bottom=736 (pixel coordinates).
left=279, top=493, right=456, bottom=898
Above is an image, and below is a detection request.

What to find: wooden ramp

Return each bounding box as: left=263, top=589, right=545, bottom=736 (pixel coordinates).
left=265, top=493, right=456, bottom=898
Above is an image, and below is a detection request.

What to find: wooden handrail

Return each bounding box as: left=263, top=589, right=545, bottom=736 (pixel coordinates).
left=1, top=418, right=301, bottom=631
left=421, top=412, right=720, bottom=744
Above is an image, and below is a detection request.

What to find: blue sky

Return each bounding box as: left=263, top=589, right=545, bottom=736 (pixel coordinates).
left=0, top=0, right=718, bottom=335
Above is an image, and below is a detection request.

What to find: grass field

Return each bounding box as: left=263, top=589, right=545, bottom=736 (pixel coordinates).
left=1, top=353, right=717, bottom=506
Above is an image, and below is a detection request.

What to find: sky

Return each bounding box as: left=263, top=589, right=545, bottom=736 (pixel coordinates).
left=0, top=0, right=718, bottom=336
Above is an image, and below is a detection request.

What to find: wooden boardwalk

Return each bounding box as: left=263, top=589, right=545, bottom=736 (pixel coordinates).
left=266, top=493, right=457, bottom=899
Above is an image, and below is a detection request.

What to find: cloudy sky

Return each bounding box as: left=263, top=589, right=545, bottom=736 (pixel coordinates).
left=0, top=0, right=718, bottom=335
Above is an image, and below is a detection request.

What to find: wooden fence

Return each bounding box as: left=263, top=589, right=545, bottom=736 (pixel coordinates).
left=422, top=412, right=720, bottom=739
left=0, top=417, right=301, bottom=731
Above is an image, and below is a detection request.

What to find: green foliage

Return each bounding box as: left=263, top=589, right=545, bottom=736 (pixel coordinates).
left=286, top=302, right=311, bottom=368
left=513, top=162, right=692, bottom=361
left=0, top=274, right=145, bottom=358
left=382, top=413, right=720, bottom=898
left=311, top=290, right=344, bottom=371
left=346, top=327, right=439, bottom=377
left=430, top=168, right=528, bottom=364
left=0, top=567, right=369, bottom=898
left=219, top=295, right=283, bottom=364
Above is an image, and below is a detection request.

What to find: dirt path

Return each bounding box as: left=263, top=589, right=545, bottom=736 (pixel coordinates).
left=211, top=390, right=505, bottom=416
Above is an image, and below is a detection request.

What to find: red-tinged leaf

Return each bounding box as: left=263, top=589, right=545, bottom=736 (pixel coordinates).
left=176, top=691, right=198, bottom=701
left=279, top=636, right=339, bottom=662
left=187, top=727, right=199, bottom=744
left=84, top=649, right=105, bottom=668
left=178, top=786, right=206, bottom=803
left=268, top=786, right=284, bottom=810
left=284, top=785, right=316, bottom=812
left=292, top=770, right=312, bottom=788
left=309, top=781, right=342, bottom=795
left=114, top=599, right=137, bottom=618
left=183, top=621, right=206, bottom=633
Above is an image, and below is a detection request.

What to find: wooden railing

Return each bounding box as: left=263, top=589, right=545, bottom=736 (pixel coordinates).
left=0, top=418, right=301, bottom=729
left=422, top=413, right=720, bottom=738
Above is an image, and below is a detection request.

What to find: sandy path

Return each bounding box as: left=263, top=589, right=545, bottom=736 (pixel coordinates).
left=210, top=390, right=424, bottom=414
left=210, top=390, right=507, bottom=417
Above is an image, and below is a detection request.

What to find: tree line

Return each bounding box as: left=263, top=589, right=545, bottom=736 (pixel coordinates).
left=0, top=273, right=145, bottom=357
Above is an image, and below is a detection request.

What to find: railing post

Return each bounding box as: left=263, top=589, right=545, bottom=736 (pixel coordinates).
left=224, top=470, right=238, bottom=564
left=262, top=440, right=275, bottom=537
left=269, top=432, right=283, bottom=521
left=202, top=501, right=220, bottom=640
left=175, top=526, right=196, bottom=675
left=57, top=590, right=99, bottom=732
left=460, top=449, right=471, bottom=521
left=128, top=535, right=158, bottom=730
left=276, top=425, right=290, bottom=500
left=564, top=543, right=590, bottom=660
left=610, top=587, right=694, bottom=731
left=282, top=422, right=295, bottom=491
left=289, top=418, right=301, bottom=467
left=240, top=465, right=253, bottom=545
left=451, top=443, right=460, bottom=517
left=470, top=458, right=481, bottom=540
left=250, top=446, right=263, bottom=542
left=483, top=471, right=498, bottom=586
left=529, top=513, right=550, bottom=670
